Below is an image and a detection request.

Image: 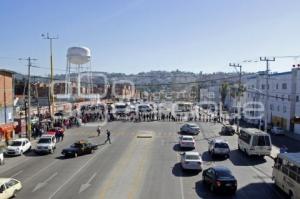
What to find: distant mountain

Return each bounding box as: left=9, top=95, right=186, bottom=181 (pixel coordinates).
left=15, top=70, right=249, bottom=92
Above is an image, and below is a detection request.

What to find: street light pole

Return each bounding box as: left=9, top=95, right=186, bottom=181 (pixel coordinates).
left=42, top=33, right=58, bottom=124
left=260, top=57, right=275, bottom=132
left=229, top=63, right=242, bottom=133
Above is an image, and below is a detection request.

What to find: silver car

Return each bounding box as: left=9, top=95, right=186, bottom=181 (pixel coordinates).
left=208, top=139, right=230, bottom=158
left=180, top=123, right=200, bottom=135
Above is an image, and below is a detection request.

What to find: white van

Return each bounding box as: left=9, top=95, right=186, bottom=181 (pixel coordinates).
left=238, top=128, right=272, bottom=157
left=272, top=152, right=300, bottom=199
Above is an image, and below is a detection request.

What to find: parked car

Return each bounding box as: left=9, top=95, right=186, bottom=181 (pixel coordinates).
left=221, top=125, right=235, bottom=135
left=202, top=166, right=237, bottom=194
left=0, top=148, right=4, bottom=165
left=180, top=123, right=200, bottom=135
left=270, top=126, right=285, bottom=135
left=179, top=135, right=195, bottom=149
left=62, top=140, right=98, bottom=158
left=180, top=151, right=202, bottom=171
left=5, top=138, right=31, bottom=156
left=35, top=134, right=56, bottom=154
left=0, top=178, right=22, bottom=199
left=208, top=139, right=230, bottom=158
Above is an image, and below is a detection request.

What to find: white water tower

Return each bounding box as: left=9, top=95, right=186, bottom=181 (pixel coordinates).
left=66, top=47, right=92, bottom=97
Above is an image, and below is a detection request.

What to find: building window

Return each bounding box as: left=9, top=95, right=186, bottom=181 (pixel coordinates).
left=270, top=104, right=273, bottom=111
left=297, top=96, right=299, bottom=102
left=276, top=84, right=279, bottom=89
left=261, top=84, right=265, bottom=90
left=282, top=83, right=287, bottom=89
left=283, top=106, right=287, bottom=113
left=277, top=105, right=280, bottom=112
left=276, top=95, right=278, bottom=100
left=282, top=95, right=284, bottom=101
left=288, top=95, right=291, bottom=101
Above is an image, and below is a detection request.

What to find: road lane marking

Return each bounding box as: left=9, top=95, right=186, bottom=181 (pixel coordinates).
left=23, top=159, right=59, bottom=183
left=32, top=172, right=58, bottom=192
left=48, top=145, right=109, bottom=199
left=79, top=172, right=97, bottom=194
left=10, top=170, right=23, bottom=178
left=176, top=154, right=185, bottom=199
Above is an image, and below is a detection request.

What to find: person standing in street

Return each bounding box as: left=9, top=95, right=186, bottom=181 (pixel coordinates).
left=97, top=126, right=101, bottom=136
left=104, top=130, right=111, bottom=144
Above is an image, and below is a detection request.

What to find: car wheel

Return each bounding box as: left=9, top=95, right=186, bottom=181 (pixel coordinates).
left=28, top=146, right=32, bottom=151
left=288, top=190, right=294, bottom=199
left=12, top=190, right=17, bottom=198
left=50, top=149, right=54, bottom=154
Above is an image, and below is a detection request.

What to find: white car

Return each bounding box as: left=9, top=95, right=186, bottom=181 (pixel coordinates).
left=180, top=151, right=202, bottom=171
left=0, top=149, right=4, bottom=165
left=35, top=135, right=56, bottom=154
left=179, top=135, right=195, bottom=149
left=0, top=178, right=22, bottom=199
left=5, top=138, right=31, bottom=156
left=271, top=126, right=285, bottom=135
left=208, top=139, right=230, bottom=158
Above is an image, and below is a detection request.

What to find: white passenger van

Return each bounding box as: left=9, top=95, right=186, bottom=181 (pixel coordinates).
left=238, top=128, right=272, bottom=157
left=273, top=153, right=300, bottom=199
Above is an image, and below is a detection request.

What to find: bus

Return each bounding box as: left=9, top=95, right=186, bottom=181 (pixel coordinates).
left=175, top=102, right=193, bottom=112
left=273, top=152, right=300, bottom=199
left=238, top=128, right=272, bottom=157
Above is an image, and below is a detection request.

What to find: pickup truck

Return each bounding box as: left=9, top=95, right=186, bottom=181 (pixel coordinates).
left=61, top=141, right=98, bottom=158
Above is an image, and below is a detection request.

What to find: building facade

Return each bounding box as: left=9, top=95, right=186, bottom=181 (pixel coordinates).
left=0, top=69, right=15, bottom=143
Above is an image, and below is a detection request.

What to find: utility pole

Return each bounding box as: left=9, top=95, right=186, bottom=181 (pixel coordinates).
left=229, top=63, right=242, bottom=133
left=19, top=57, right=38, bottom=140
left=260, top=57, right=275, bottom=132
left=42, top=33, right=58, bottom=124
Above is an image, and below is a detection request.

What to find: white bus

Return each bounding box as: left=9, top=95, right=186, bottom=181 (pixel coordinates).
left=238, top=128, right=272, bottom=157
left=175, top=102, right=192, bottom=112
left=273, top=153, right=300, bottom=199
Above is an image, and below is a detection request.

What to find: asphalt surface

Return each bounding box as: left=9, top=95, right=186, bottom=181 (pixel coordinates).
left=0, top=121, right=287, bottom=199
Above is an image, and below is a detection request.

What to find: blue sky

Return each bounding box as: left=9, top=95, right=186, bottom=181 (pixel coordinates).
left=0, top=0, right=300, bottom=75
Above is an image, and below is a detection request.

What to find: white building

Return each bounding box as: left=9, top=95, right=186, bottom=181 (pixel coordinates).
left=243, top=67, right=300, bottom=134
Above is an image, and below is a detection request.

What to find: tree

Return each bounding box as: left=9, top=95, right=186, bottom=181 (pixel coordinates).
left=220, top=82, right=229, bottom=106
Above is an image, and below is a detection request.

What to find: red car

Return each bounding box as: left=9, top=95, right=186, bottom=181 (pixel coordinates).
left=47, top=127, right=64, bottom=135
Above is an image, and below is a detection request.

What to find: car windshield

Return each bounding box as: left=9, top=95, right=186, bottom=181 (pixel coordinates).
left=38, top=138, right=51, bottom=144
left=185, top=155, right=200, bottom=160
left=216, top=169, right=232, bottom=178
left=215, top=142, right=229, bottom=148
left=10, top=141, right=22, bottom=146
left=182, top=137, right=193, bottom=141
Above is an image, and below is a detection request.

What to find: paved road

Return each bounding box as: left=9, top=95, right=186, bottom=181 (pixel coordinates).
left=0, top=121, right=286, bottom=199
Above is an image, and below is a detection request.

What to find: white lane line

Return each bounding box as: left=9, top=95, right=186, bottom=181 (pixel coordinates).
left=32, top=172, right=58, bottom=192
left=176, top=154, right=185, bottom=199
left=23, top=160, right=59, bottom=183
left=10, top=170, right=23, bottom=178
left=78, top=172, right=97, bottom=194
left=48, top=145, right=108, bottom=199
